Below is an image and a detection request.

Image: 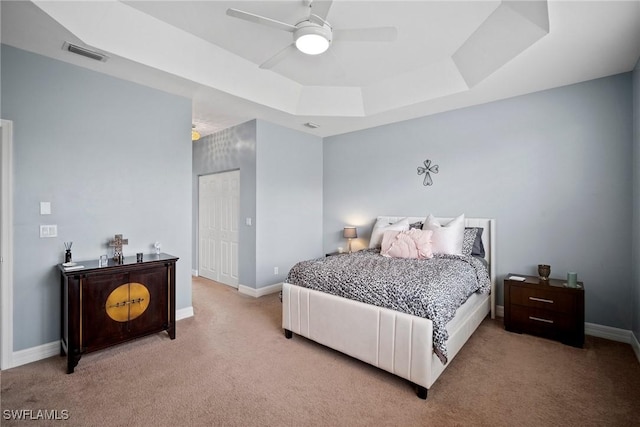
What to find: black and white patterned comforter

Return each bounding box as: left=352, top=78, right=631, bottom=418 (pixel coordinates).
left=286, top=249, right=491, bottom=364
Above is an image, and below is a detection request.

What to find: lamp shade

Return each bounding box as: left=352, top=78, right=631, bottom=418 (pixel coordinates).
left=343, top=227, right=357, bottom=239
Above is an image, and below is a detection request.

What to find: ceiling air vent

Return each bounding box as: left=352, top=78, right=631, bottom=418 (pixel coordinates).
left=62, top=42, right=108, bottom=62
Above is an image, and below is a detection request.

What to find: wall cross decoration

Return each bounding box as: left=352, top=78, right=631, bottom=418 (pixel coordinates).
left=417, top=159, right=439, bottom=186
left=108, top=234, right=129, bottom=260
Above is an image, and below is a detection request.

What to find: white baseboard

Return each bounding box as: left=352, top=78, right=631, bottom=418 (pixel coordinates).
left=176, top=306, right=194, bottom=320
left=6, top=307, right=195, bottom=370
left=584, top=322, right=634, bottom=343
left=496, top=305, right=504, bottom=318
left=191, top=269, right=198, bottom=277
left=12, top=341, right=60, bottom=369
left=238, top=282, right=282, bottom=298
left=631, top=332, right=640, bottom=364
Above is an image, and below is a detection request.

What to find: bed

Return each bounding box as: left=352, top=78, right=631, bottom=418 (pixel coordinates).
left=282, top=216, right=496, bottom=399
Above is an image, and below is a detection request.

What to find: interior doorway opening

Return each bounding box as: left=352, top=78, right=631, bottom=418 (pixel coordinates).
left=198, top=170, right=239, bottom=288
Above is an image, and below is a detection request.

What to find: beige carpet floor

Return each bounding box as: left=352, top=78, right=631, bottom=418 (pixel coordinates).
left=1, top=277, right=639, bottom=427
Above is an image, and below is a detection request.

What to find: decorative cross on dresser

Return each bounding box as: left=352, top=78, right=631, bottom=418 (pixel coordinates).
left=108, top=234, right=128, bottom=261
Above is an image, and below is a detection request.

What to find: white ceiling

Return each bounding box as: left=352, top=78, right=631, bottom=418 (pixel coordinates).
left=2, top=1, right=639, bottom=138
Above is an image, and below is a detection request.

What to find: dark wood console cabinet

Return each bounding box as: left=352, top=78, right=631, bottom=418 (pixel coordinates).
left=59, top=253, right=178, bottom=373
left=504, top=273, right=584, bottom=348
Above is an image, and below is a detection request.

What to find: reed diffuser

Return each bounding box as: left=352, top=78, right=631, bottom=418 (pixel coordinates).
left=64, top=242, right=73, bottom=263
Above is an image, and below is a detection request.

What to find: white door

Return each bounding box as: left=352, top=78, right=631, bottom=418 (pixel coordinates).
left=198, top=171, right=239, bottom=288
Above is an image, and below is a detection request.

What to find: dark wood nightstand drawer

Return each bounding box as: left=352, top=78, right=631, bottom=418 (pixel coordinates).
left=509, top=305, right=575, bottom=332
left=325, top=252, right=350, bottom=257
left=509, top=286, right=576, bottom=314
left=509, top=305, right=582, bottom=346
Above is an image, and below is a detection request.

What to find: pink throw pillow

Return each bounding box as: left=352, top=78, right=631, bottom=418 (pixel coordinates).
left=380, top=229, right=433, bottom=259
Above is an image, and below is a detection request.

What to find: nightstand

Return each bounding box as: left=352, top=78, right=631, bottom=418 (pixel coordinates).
left=504, top=274, right=584, bottom=348
left=325, top=252, right=349, bottom=257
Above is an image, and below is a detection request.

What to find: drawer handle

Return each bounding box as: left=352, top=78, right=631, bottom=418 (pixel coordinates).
left=529, top=316, right=554, bottom=324
left=529, top=296, right=554, bottom=304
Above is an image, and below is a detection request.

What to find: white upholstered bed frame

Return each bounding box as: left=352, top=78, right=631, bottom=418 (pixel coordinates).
left=282, top=216, right=496, bottom=399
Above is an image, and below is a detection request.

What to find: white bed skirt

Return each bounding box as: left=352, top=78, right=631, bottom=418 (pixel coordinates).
left=282, top=282, right=491, bottom=392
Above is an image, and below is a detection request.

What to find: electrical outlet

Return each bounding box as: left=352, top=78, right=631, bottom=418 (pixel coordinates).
left=274, top=267, right=279, bottom=275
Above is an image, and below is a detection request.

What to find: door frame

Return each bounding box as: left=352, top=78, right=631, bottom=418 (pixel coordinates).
left=1, top=120, right=14, bottom=370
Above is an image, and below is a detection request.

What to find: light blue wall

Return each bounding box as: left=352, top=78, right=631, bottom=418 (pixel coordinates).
left=324, top=73, right=633, bottom=330
left=255, top=120, right=323, bottom=287
left=633, top=59, right=640, bottom=340
left=192, top=120, right=257, bottom=287
left=2, top=45, right=192, bottom=351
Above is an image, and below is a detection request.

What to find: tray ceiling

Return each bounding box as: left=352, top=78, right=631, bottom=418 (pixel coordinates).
left=2, top=1, right=639, bottom=137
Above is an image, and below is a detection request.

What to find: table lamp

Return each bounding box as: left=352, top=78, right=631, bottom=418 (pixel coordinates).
left=343, top=226, right=357, bottom=253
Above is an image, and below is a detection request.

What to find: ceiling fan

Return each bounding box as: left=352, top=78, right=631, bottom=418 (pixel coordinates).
left=226, top=0, right=398, bottom=69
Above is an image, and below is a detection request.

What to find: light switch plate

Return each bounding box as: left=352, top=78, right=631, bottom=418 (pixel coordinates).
left=40, top=202, right=51, bottom=215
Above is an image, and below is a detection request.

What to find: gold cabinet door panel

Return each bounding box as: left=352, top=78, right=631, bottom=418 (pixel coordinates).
left=105, top=282, right=150, bottom=322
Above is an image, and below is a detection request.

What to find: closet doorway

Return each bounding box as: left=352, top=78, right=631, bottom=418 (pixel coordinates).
left=198, top=170, right=239, bottom=288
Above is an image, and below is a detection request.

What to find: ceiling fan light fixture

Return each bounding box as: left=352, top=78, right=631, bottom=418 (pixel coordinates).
left=296, top=34, right=329, bottom=55
left=191, top=124, right=201, bottom=141
left=294, top=23, right=332, bottom=55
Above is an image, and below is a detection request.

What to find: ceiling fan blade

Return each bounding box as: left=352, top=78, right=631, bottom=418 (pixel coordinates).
left=309, top=0, right=333, bottom=22
left=226, top=8, right=297, bottom=33
left=260, top=44, right=297, bottom=69
left=309, top=14, right=327, bottom=27
left=333, top=27, right=398, bottom=43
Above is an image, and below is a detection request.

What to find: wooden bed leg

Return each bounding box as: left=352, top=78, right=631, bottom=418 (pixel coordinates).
left=284, top=329, right=293, bottom=339
left=415, top=384, right=428, bottom=400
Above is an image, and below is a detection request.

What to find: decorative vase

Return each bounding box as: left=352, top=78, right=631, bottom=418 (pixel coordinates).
left=538, top=264, right=550, bottom=280
left=567, top=272, right=578, bottom=288
left=65, top=249, right=72, bottom=263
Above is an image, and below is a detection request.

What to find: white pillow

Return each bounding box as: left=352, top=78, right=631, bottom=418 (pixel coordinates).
left=369, top=217, right=410, bottom=248
left=422, top=213, right=465, bottom=255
